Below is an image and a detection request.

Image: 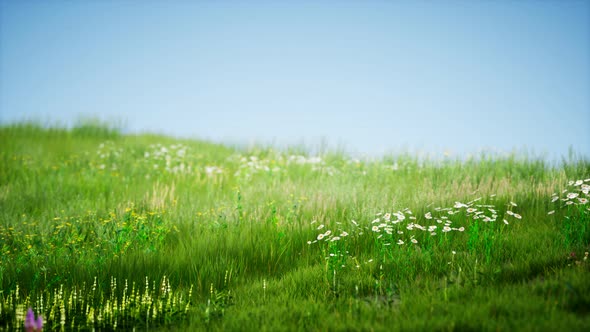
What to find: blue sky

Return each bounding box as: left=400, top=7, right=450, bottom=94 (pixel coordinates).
left=1, top=1, right=589, bottom=159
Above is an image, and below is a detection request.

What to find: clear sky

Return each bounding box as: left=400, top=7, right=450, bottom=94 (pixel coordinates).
left=1, top=1, right=589, bottom=159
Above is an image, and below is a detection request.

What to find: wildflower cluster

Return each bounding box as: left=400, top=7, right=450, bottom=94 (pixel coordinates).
left=1, top=276, right=193, bottom=331
left=91, top=143, right=348, bottom=180
left=203, top=270, right=233, bottom=324
left=287, top=155, right=338, bottom=176
left=549, top=179, right=590, bottom=247
left=204, top=165, right=225, bottom=177
left=90, top=141, right=195, bottom=176
left=307, top=196, right=522, bottom=268
left=372, top=197, right=520, bottom=245
left=306, top=221, right=353, bottom=280
left=345, top=157, right=419, bottom=177
left=308, top=222, right=351, bottom=244
left=231, top=155, right=282, bottom=179
left=566, top=251, right=589, bottom=267
left=230, top=153, right=337, bottom=179
left=446, top=197, right=522, bottom=225
left=94, top=141, right=123, bottom=171
left=0, top=208, right=174, bottom=277
left=143, top=143, right=192, bottom=174
left=549, top=178, right=590, bottom=213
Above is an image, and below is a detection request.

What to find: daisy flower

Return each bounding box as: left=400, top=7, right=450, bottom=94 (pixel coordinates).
left=567, top=193, right=579, bottom=200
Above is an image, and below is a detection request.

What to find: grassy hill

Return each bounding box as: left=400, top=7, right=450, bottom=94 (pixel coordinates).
left=1, top=122, right=589, bottom=331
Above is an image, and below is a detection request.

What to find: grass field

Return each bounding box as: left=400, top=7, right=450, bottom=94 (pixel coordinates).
left=1, top=122, right=589, bottom=331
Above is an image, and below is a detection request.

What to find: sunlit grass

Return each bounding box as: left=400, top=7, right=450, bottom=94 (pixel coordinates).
left=0, top=122, right=589, bottom=330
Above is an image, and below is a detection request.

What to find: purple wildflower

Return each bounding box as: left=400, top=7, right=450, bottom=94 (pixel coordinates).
left=24, top=308, right=43, bottom=332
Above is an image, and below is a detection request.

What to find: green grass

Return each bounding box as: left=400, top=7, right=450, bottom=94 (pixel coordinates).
left=1, top=122, right=589, bottom=331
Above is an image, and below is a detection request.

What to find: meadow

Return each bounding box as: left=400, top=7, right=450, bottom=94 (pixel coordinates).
left=1, top=122, right=589, bottom=331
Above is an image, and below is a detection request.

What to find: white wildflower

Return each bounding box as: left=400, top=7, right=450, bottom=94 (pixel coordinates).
left=394, top=212, right=405, bottom=221
left=454, top=202, right=468, bottom=209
